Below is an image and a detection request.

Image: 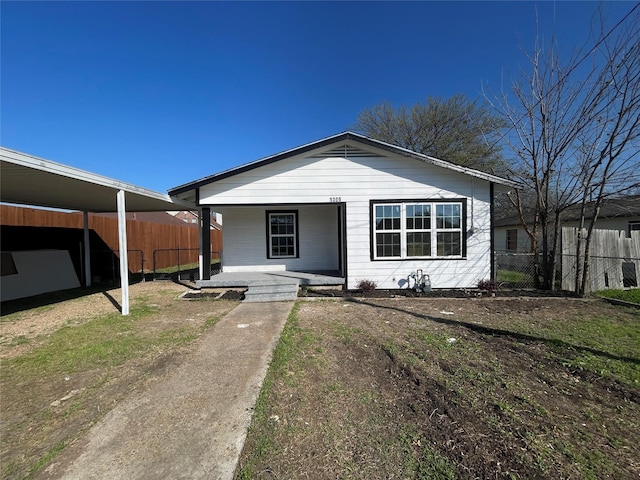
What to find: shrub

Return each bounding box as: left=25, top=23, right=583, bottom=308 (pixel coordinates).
left=356, top=279, right=378, bottom=293
left=477, top=279, right=498, bottom=293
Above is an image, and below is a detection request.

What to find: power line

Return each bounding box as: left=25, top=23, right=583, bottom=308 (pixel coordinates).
left=486, top=2, right=640, bottom=155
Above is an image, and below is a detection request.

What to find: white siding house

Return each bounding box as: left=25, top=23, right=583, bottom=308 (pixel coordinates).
left=169, top=132, right=516, bottom=290
left=494, top=195, right=640, bottom=253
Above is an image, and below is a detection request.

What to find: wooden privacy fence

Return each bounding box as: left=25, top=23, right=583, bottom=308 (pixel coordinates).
left=0, top=205, right=222, bottom=273
left=561, top=227, right=640, bottom=292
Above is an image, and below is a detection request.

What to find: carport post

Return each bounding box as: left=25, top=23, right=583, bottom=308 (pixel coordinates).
left=117, top=190, right=130, bottom=315
left=83, top=211, right=92, bottom=287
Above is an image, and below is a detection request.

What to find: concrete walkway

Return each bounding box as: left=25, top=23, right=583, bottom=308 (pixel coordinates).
left=51, top=301, right=294, bottom=480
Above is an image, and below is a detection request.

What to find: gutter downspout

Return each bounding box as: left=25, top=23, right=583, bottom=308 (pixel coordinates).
left=490, top=183, right=496, bottom=281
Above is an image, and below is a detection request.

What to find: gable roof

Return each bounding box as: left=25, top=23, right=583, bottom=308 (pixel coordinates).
left=168, top=132, right=518, bottom=201
left=495, top=195, right=640, bottom=227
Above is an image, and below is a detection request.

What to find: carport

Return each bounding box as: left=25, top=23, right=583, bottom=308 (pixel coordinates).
left=1, top=147, right=195, bottom=314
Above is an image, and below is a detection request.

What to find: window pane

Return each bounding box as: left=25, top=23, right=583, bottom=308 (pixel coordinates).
left=376, top=233, right=400, bottom=257
left=437, top=232, right=461, bottom=256
left=407, top=203, right=430, bottom=230
left=269, top=213, right=296, bottom=258
left=375, top=204, right=400, bottom=231
left=407, top=232, right=431, bottom=257
left=436, top=204, right=460, bottom=229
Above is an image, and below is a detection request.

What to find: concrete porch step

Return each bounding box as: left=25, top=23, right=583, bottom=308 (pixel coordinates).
left=243, top=282, right=299, bottom=303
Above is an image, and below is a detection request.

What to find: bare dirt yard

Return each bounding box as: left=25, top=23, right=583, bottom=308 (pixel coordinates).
left=237, top=296, right=640, bottom=479
left=2, top=284, right=639, bottom=480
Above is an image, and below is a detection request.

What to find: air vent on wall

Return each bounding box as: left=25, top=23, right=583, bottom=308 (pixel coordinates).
left=309, top=144, right=384, bottom=159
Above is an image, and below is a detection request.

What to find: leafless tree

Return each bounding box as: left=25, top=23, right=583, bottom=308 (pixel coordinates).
left=485, top=4, right=640, bottom=293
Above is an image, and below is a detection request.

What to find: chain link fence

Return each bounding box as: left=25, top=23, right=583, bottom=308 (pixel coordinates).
left=152, top=248, right=221, bottom=281
left=494, top=252, right=541, bottom=289
left=87, top=248, right=223, bottom=284
left=495, top=251, right=640, bottom=292
left=90, top=249, right=144, bottom=284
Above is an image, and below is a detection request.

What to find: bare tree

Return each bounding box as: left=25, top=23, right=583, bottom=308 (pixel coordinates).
left=572, top=11, right=640, bottom=295
left=486, top=4, right=640, bottom=293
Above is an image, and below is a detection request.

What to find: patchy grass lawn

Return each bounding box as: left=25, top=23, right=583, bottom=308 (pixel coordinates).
left=0, top=282, right=239, bottom=480
left=236, top=297, right=640, bottom=479
left=595, top=288, right=640, bottom=304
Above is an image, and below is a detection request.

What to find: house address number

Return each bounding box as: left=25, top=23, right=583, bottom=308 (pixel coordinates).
left=330, top=197, right=341, bottom=203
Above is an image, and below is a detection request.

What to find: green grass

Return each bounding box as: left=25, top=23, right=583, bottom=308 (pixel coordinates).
left=27, top=441, right=67, bottom=477
left=497, top=269, right=531, bottom=284
left=235, top=300, right=640, bottom=479
left=595, top=288, right=640, bottom=304
left=236, top=303, right=307, bottom=480
left=154, top=259, right=220, bottom=274
left=498, top=313, right=640, bottom=386
left=237, top=304, right=461, bottom=480
left=1, top=295, right=230, bottom=480
left=4, top=305, right=156, bottom=378
left=2, top=304, right=225, bottom=381
left=399, top=429, right=457, bottom=479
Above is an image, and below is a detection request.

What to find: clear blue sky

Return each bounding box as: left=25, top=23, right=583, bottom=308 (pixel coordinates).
left=1, top=1, right=633, bottom=193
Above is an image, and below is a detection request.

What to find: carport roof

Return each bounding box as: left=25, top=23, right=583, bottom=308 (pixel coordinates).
left=1, top=147, right=194, bottom=212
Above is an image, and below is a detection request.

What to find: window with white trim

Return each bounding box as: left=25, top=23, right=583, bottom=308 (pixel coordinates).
left=267, top=211, right=298, bottom=258
left=372, top=201, right=464, bottom=259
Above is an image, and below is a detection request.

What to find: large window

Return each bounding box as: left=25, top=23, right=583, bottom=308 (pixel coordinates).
left=372, top=200, right=465, bottom=259
left=266, top=211, right=299, bottom=259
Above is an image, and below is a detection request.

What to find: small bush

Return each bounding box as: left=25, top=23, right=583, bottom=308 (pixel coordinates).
left=477, top=279, right=498, bottom=292
left=356, top=279, right=378, bottom=293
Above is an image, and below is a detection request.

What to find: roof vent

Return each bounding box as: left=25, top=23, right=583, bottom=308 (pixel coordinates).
left=310, top=144, right=384, bottom=159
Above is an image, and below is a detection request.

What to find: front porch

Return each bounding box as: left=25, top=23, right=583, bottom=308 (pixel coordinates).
left=196, top=270, right=345, bottom=288
left=196, top=270, right=344, bottom=302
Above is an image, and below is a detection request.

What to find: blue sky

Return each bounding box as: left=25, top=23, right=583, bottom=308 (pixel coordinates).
left=1, top=1, right=633, bottom=193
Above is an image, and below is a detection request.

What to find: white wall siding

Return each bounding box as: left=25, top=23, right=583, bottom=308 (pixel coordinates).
left=200, top=153, right=484, bottom=205
left=219, top=205, right=339, bottom=273
left=344, top=193, right=492, bottom=289
left=202, top=144, right=494, bottom=289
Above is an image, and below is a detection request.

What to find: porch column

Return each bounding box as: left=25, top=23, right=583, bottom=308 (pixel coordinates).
left=117, top=190, right=130, bottom=315
left=198, top=209, right=203, bottom=280
left=201, top=207, right=211, bottom=280
left=83, top=211, right=92, bottom=287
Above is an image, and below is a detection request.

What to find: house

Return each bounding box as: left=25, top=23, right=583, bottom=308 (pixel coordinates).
left=168, top=210, right=223, bottom=229
left=168, top=132, right=517, bottom=290
left=494, top=195, right=640, bottom=253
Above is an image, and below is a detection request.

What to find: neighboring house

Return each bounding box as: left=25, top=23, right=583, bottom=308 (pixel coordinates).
left=168, top=210, right=222, bottom=229
left=494, top=195, right=640, bottom=253
left=168, top=132, right=516, bottom=290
